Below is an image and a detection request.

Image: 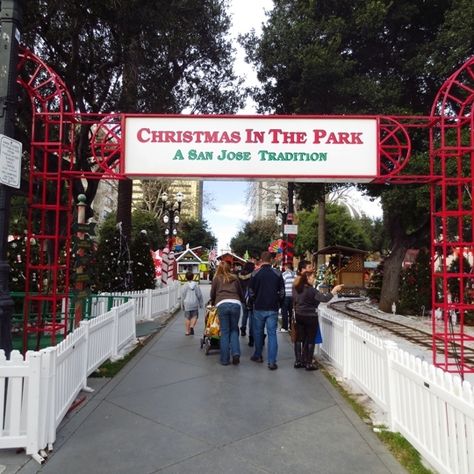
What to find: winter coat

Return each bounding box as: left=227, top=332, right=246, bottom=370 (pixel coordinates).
left=293, top=285, right=333, bottom=318
left=210, top=276, right=244, bottom=306
left=248, top=264, right=285, bottom=311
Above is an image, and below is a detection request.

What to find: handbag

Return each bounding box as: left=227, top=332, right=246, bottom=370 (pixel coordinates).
left=290, top=316, right=298, bottom=343
left=315, top=323, right=323, bottom=344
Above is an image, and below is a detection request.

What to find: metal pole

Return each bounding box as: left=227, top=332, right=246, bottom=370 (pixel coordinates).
left=0, top=0, right=23, bottom=356
left=285, top=182, right=295, bottom=266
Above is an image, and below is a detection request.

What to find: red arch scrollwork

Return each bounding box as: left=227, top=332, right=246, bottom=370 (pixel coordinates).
left=378, top=116, right=412, bottom=179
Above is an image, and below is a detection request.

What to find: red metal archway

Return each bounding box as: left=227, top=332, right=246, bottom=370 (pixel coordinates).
left=430, top=57, right=474, bottom=375
left=16, top=48, right=474, bottom=374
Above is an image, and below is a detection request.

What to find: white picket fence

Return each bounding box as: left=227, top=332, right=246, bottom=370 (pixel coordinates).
left=319, top=305, right=474, bottom=474
left=86, top=282, right=181, bottom=321
left=0, top=282, right=181, bottom=463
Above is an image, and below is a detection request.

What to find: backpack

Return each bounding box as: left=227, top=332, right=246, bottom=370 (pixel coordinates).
left=183, top=284, right=199, bottom=308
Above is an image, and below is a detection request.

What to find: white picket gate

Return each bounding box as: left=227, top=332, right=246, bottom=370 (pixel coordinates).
left=319, top=305, right=474, bottom=474
left=0, top=351, right=42, bottom=462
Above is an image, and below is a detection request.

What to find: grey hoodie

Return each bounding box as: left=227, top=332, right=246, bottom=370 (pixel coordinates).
left=181, top=281, right=204, bottom=311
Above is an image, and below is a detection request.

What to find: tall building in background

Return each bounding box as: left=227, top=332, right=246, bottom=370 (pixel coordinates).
left=167, top=180, right=203, bottom=220
left=132, top=179, right=203, bottom=220
left=92, top=179, right=118, bottom=224
left=248, top=181, right=287, bottom=221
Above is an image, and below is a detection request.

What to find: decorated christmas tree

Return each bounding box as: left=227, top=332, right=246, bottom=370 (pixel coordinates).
left=7, top=235, right=27, bottom=292
left=366, top=261, right=384, bottom=301
left=130, top=230, right=156, bottom=290
left=94, top=223, right=132, bottom=292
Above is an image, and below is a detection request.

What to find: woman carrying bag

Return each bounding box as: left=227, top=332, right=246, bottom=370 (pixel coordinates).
left=293, top=267, right=343, bottom=370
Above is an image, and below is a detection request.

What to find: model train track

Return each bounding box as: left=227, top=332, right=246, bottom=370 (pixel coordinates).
left=327, top=300, right=474, bottom=368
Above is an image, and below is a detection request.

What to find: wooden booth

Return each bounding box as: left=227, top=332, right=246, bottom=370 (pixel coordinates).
left=314, top=245, right=368, bottom=296
left=175, top=245, right=203, bottom=283
left=217, top=252, right=246, bottom=272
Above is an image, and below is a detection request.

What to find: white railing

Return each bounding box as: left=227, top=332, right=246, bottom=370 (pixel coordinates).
left=0, top=282, right=181, bottom=463
left=90, top=281, right=181, bottom=321
left=319, top=305, right=474, bottom=474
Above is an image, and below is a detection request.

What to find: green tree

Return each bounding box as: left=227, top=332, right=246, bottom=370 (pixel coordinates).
left=131, top=210, right=165, bottom=251
left=357, top=216, right=387, bottom=255
left=398, top=249, right=432, bottom=315
left=130, top=231, right=156, bottom=290
left=447, top=255, right=472, bottom=304
left=94, top=224, right=132, bottom=292
left=367, top=262, right=384, bottom=302
left=98, top=210, right=165, bottom=251
left=295, top=203, right=373, bottom=255
left=179, top=218, right=217, bottom=250
left=95, top=210, right=166, bottom=290
left=7, top=237, right=27, bottom=293
left=230, top=218, right=279, bottom=258
left=22, top=0, right=244, bottom=239
left=244, top=0, right=474, bottom=312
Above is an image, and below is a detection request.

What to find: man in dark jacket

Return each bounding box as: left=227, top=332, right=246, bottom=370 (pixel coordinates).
left=248, top=251, right=285, bottom=370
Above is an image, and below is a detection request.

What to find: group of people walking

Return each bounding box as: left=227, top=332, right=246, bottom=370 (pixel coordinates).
left=183, top=251, right=343, bottom=370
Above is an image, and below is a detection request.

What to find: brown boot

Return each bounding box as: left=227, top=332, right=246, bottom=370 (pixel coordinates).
left=305, top=344, right=318, bottom=370
left=294, top=342, right=304, bottom=368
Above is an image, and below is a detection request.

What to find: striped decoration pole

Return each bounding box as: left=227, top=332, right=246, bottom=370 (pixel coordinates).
left=285, top=231, right=294, bottom=267
left=168, top=250, right=175, bottom=282
left=161, top=247, right=169, bottom=285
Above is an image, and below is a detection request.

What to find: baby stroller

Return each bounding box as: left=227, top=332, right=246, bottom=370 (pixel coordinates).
left=200, top=304, right=220, bottom=355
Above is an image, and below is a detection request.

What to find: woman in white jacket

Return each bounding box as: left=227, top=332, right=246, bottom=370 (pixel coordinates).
left=181, top=272, right=203, bottom=335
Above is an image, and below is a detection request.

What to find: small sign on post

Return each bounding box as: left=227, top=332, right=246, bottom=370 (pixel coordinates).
left=284, top=224, right=298, bottom=235
left=0, top=134, right=22, bottom=189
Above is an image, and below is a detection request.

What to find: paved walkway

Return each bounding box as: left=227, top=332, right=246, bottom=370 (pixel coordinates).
left=7, top=285, right=406, bottom=473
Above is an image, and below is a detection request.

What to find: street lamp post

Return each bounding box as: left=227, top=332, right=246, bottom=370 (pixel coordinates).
left=161, top=191, right=184, bottom=251
left=0, top=0, right=24, bottom=356
left=274, top=194, right=288, bottom=266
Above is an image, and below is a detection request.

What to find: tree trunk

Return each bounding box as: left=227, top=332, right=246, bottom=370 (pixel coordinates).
left=115, top=35, right=138, bottom=243
left=117, top=179, right=133, bottom=241
left=378, top=240, right=408, bottom=313
left=317, top=198, right=326, bottom=267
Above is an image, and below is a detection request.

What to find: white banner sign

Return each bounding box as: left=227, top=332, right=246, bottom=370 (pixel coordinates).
left=124, top=116, right=378, bottom=182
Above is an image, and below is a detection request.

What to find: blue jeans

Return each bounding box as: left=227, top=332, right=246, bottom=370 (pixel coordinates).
left=240, top=306, right=249, bottom=330
left=252, top=310, right=278, bottom=364
left=241, top=307, right=254, bottom=336
left=217, top=303, right=241, bottom=365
